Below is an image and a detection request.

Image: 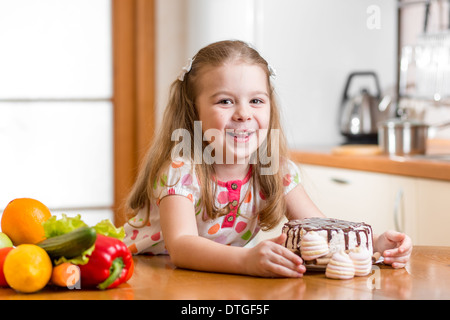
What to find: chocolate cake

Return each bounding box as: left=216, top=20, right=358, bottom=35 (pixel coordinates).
left=282, top=217, right=373, bottom=268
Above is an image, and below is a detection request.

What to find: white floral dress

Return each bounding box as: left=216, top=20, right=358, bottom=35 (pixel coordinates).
left=123, top=159, right=300, bottom=255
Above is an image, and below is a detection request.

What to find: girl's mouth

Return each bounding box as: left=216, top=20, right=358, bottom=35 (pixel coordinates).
left=226, top=130, right=256, bottom=143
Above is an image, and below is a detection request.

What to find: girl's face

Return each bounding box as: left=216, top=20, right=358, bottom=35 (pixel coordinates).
left=195, top=62, right=271, bottom=164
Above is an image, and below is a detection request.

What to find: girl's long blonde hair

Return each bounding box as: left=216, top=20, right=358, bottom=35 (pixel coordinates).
left=125, top=40, right=289, bottom=231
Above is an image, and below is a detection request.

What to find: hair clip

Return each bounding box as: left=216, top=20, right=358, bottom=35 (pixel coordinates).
left=268, top=65, right=277, bottom=79
left=178, top=58, right=195, bottom=81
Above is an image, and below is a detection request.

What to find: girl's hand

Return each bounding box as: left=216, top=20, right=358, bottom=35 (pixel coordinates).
left=244, top=234, right=305, bottom=278
left=375, top=230, right=412, bottom=269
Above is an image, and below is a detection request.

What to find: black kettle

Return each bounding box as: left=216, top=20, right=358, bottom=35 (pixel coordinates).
left=339, top=71, right=391, bottom=143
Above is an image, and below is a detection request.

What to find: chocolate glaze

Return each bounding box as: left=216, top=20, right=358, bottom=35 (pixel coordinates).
left=282, top=217, right=373, bottom=252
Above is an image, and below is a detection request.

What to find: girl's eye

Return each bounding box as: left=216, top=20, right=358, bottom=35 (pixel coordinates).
left=250, top=98, right=264, bottom=104
left=218, top=99, right=233, bottom=105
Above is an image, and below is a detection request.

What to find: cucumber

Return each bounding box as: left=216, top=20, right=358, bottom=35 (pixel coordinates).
left=37, top=227, right=97, bottom=259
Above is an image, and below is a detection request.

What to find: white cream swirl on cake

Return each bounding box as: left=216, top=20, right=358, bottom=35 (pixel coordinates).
left=282, top=217, right=373, bottom=268
left=349, top=246, right=372, bottom=276
left=299, top=231, right=329, bottom=261
left=325, top=251, right=355, bottom=280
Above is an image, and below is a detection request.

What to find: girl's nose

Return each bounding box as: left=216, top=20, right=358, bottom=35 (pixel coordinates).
left=233, top=103, right=252, bottom=121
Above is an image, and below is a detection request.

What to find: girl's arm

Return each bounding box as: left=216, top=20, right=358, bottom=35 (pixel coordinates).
left=159, top=195, right=304, bottom=277
left=285, top=184, right=326, bottom=220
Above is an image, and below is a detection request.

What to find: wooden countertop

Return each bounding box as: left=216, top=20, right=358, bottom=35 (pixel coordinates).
left=0, top=246, right=449, bottom=301
left=289, top=139, right=450, bottom=181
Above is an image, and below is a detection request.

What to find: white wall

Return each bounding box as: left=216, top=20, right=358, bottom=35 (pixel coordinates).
left=155, top=0, right=398, bottom=147
left=186, top=0, right=259, bottom=57
left=259, top=0, right=397, bottom=147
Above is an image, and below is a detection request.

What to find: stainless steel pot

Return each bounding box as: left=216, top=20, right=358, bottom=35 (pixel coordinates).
left=378, top=119, right=450, bottom=156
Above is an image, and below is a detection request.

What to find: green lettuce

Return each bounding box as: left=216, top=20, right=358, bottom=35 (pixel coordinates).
left=93, top=219, right=125, bottom=240
left=42, top=214, right=126, bottom=265
left=53, top=244, right=95, bottom=266
left=43, top=214, right=125, bottom=239
left=43, top=214, right=88, bottom=238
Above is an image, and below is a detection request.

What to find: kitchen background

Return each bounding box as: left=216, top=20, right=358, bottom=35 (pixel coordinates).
left=1, top=0, right=449, bottom=242
left=158, top=0, right=398, bottom=147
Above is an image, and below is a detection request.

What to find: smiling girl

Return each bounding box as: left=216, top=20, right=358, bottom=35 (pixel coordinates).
left=122, top=40, right=411, bottom=277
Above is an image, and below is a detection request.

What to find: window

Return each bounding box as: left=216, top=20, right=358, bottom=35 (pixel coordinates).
left=0, top=0, right=113, bottom=226
left=0, top=0, right=156, bottom=227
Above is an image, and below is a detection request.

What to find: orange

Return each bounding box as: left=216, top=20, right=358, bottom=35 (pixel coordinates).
left=4, top=244, right=52, bottom=293
left=1, top=198, right=52, bottom=245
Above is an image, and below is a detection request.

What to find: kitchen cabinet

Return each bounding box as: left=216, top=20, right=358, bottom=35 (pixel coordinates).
left=416, top=179, right=450, bottom=246
left=251, top=164, right=417, bottom=245
left=251, top=164, right=415, bottom=245
left=251, top=163, right=450, bottom=246
left=296, top=164, right=450, bottom=246
left=299, top=164, right=417, bottom=239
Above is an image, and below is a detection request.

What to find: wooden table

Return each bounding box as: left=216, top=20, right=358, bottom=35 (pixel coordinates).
left=0, top=246, right=449, bottom=301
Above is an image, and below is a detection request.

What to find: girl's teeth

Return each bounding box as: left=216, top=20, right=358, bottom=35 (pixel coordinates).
left=229, top=131, right=254, bottom=136
left=226, top=131, right=255, bottom=142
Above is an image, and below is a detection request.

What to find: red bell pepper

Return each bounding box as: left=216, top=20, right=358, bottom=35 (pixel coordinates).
left=78, top=234, right=133, bottom=290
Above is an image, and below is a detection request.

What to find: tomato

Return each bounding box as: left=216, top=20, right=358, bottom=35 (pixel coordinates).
left=0, top=247, right=14, bottom=287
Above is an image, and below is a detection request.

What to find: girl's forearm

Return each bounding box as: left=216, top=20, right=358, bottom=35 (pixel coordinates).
left=167, top=235, right=250, bottom=275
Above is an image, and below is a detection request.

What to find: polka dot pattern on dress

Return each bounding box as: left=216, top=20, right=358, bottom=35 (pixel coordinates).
left=123, top=158, right=301, bottom=255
